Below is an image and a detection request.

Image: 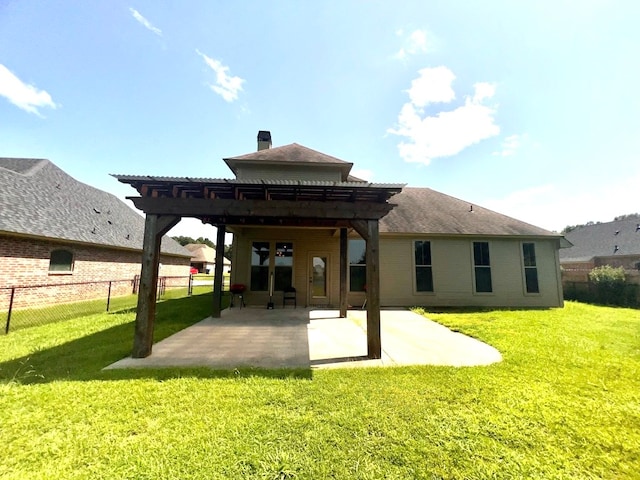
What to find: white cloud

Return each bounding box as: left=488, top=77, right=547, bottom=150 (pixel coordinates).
left=407, top=66, right=456, bottom=106
left=482, top=171, right=640, bottom=232
left=388, top=67, right=500, bottom=165
left=0, top=64, right=57, bottom=117
left=350, top=168, right=373, bottom=181
left=395, top=29, right=432, bottom=59
left=196, top=50, right=245, bottom=102
left=493, top=134, right=526, bottom=157
left=129, top=8, right=162, bottom=36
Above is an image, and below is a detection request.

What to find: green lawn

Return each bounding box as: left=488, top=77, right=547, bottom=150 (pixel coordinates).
left=1, top=301, right=638, bottom=479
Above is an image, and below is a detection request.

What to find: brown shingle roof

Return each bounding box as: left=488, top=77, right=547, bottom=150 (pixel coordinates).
left=224, top=143, right=352, bottom=165
left=382, top=187, right=559, bottom=237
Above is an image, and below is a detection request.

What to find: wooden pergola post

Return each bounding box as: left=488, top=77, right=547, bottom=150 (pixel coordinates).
left=132, top=214, right=180, bottom=358
left=339, top=228, right=348, bottom=318
left=212, top=224, right=226, bottom=318
left=364, top=220, right=381, bottom=358
left=351, top=219, right=381, bottom=359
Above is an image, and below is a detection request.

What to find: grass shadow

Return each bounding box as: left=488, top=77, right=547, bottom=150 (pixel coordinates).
left=0, top=294, right=313, bottom=384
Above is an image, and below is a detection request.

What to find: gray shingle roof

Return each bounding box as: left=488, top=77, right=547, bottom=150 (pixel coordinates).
left=381, top=187, right=559, bottom=237
left=559, top=218, right=640, bottom=262
left=0, top=158, right=190, bottom=257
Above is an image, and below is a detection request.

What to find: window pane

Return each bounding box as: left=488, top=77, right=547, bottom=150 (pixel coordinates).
left=475, top=267, right=492, bottom=292
left=275, top=242, right=293, bottom=266
left=414, top=241, right=431, bottom=266
left=473, top=242, right=490, bottom=266
left=274, top=266, right=292, bottom=291
left=416, top=266, right=433, bottom=292
left=251, top=242, right=270, bottom=266
left=523, top=243, right=536, bottom=266
left=349, top=239, right=366, bottom=265
left=525, top=268, right=539, bottom=293
left=251, top=242, right=270, bottom=290
left=250, top=266, right=269, bottom=291
left=274, top=242, right=293, bottom=290
left=350, top=265, right=366, bottom=292
left=49, top=249, right=73, bottom=272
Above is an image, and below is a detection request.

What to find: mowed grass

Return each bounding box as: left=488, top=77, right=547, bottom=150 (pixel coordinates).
left=1, top=301, right=639, bottom=479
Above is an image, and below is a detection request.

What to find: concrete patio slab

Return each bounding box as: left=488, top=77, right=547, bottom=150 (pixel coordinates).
left=105, top=307, right=502, bottom=370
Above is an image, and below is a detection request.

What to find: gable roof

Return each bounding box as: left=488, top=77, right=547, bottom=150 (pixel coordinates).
left=559, top=218, right=640, bottom=262
left=224, top=143, right=354, bottom=180
left=381, top=187, right=560, bottom=237
left=0, top=158, right=189, bottom=257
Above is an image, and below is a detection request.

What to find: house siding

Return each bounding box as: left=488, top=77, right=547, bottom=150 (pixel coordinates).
left=230, top=230, right=564, bottom=308
left=236, top=165, right=342, bottom=182
left=0, top=234, right=190, bottom=309
left=231, top=227, right=341, bottom=307
left=379, top=236, right=562, bottom=307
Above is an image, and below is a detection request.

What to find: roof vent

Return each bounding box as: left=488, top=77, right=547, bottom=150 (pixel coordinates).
left=614, top=245, right=619, bottom=253
left=257, top=130, right=272, bottom=151
left=636, top=224, right=640, bottom=232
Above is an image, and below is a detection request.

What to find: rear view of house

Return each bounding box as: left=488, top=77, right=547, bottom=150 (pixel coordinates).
left=225, top=133, right=565, bottom=309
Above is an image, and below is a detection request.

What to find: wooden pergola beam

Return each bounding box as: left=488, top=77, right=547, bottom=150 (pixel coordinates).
left=129, top=197, right=394, bottom=220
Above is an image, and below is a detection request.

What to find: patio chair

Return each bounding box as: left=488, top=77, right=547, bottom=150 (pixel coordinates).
left=283, top=286, right=296, bottom=308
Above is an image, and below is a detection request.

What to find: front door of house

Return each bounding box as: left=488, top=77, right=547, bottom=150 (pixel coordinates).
left=308, top=253, right=330, bottom=306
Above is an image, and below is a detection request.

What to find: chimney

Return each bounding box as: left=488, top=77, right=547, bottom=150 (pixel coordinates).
left=257, top=130, right=272, bottom=151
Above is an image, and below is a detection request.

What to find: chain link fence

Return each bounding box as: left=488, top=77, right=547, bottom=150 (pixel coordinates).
left=1, top=275, right=219, bottom=334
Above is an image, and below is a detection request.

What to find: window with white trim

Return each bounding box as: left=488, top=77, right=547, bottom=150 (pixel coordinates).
left=349, top=239, right=366, bottom=292
left=414, top=240, right=434, bottom=292
left=522, top=242, right=540, bottom=293
left=473, top=242, right=492, bottom=293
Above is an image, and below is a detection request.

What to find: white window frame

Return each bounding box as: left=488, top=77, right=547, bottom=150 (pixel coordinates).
left=471, top=241, right=493, bottom=294
left=521, top=242, right=541, bottom=295
left=413, top=240, right=435, bottom=294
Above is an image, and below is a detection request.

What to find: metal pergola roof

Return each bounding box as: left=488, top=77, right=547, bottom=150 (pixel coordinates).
left=111, top=175, right=404, bottom=203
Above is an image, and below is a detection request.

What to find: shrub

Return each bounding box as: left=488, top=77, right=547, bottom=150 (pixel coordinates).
left=588, top=265, right=627, bottom=305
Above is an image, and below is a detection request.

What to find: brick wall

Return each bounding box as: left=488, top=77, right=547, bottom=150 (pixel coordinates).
left=0, top=234, right=190, bottom=309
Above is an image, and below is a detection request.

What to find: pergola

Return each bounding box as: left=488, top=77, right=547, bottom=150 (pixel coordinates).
left=113, top=175, right=403, bottom=360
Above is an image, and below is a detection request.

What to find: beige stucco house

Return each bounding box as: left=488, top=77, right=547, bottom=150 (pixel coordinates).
left=225, top=132, right=565, bottom=309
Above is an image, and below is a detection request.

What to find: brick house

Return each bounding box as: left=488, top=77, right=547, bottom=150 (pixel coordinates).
left=560, top=217, right=640, bottom=284
left=0, top=158, right=191, bottom=309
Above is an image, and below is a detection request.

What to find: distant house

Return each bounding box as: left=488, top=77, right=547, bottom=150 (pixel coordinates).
left=560, top=217, right=640, bottom=283
left=184, top=243, right=231, bottom=274
left=0, top=158, right=191, bottom=309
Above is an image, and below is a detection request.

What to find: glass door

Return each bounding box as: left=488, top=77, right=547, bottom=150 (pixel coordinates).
left=309, top=253, right=330, bottom=305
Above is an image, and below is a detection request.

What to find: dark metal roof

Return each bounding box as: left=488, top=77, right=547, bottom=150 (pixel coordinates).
left=560, top=218, right=640, bottom=262
left=0, top=158, right=190, bottom=256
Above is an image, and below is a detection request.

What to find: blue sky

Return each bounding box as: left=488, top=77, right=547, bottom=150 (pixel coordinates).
left=1, top=1, right=639, bottom=240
